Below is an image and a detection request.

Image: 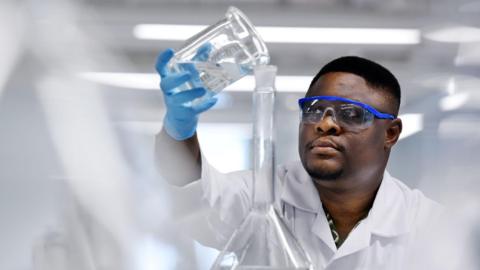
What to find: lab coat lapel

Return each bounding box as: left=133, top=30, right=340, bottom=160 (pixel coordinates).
left=311, top=206, right=338, bottom=252
left=331, top=220, right=371, bottom=260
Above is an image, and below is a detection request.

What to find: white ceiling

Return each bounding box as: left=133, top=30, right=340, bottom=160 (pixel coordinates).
left=77, top=0, right=480, bottom=102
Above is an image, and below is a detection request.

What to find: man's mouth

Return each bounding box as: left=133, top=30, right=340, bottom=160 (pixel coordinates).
left=309, top=139, right=341, bottom=155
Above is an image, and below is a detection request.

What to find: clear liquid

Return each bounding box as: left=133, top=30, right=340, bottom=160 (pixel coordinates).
left=172, top=41, right=256, bottom=95
left=177, top=61, right=249, bottom=93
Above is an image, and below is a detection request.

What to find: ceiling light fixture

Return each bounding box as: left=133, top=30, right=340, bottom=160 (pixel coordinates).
left=133, top=24, right=421, bottom=45
left=439, top=92, right=470, bottom=111
left=398, top=114, right=423, bottom=140
left=79, top=72, right=312, bottom=93
left=424, top=25, right=480, bottom=43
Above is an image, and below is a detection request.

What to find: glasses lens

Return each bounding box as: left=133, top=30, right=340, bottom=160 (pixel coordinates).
left=337, top=104, right=370, bottom=125
left=301, top=100, right=326, bottom=123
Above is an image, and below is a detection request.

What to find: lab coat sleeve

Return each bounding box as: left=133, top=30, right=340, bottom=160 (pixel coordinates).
left=169, top=154, right=254, bottom=249
left=198, top=154, right=254, bottom=247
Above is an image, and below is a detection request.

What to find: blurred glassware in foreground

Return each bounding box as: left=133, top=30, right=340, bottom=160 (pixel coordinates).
left=168, top=6, right=269, bottom=100
left=211, top=65, right=313, bottom=270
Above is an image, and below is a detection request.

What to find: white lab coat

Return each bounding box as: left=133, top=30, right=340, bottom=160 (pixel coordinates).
left=173, top=157, right=470, bottom=270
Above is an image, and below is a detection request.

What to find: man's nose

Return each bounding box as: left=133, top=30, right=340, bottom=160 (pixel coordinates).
left=314, top=109, right=341, bottom=135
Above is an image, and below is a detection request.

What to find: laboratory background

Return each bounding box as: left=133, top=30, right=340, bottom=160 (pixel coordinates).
left=1, top=0, right=480, bottom=269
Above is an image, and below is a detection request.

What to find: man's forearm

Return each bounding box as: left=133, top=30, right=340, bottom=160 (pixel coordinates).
left=155, top=128, right=202, bottom=186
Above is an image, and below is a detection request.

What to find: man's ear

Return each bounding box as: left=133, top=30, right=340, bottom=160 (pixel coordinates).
left=385, top=118, right=402, bottom=150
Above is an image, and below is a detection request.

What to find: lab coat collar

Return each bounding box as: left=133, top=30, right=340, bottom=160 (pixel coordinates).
left=279, top=162, right=338, bottom=252
left=279, top=162, right=411, bottom=238
left=279, top=163, right=412, bottom=257
left=367, top=171, right=411, bottom=237
left=279, top=161, right=321, bottom=214
left=333, top=171, right=412, bottom=259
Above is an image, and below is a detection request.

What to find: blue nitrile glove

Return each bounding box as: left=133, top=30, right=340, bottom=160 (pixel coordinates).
left=155, top=47, right=217, bottom=141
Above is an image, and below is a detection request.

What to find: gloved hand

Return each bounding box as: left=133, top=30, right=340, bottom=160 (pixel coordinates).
left=155, top=47, right=217, bottom=141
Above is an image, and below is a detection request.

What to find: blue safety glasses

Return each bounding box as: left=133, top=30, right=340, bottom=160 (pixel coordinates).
left=298, top=95, right=396, bottom=132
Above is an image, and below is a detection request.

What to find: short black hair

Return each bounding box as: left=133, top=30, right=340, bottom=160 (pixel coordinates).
left=308, top=56, right=401, bottom=115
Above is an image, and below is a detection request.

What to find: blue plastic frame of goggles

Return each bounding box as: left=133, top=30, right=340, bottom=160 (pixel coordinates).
left=298, top=95, right=396, bottom=120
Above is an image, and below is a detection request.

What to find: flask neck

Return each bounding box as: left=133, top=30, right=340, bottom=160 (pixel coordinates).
left=252, top=65, right=277, bottom=208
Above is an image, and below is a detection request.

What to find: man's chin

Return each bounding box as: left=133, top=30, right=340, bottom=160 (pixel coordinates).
left=309, top=170, right=343, bottom=181
left=305, top=164, right=343, bottom=181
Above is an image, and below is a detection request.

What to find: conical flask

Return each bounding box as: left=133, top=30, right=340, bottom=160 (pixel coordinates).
left=210, top=65, right=313, bottom=270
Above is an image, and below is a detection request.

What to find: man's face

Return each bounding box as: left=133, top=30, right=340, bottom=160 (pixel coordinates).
left=298, top=72, right=396, bottom=182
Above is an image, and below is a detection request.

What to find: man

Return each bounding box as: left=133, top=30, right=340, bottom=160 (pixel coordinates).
left=155, top=49, right=441, bottom=269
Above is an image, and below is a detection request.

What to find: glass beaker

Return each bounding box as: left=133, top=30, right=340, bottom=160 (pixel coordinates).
left=168, top=6, right=269, bottom=98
